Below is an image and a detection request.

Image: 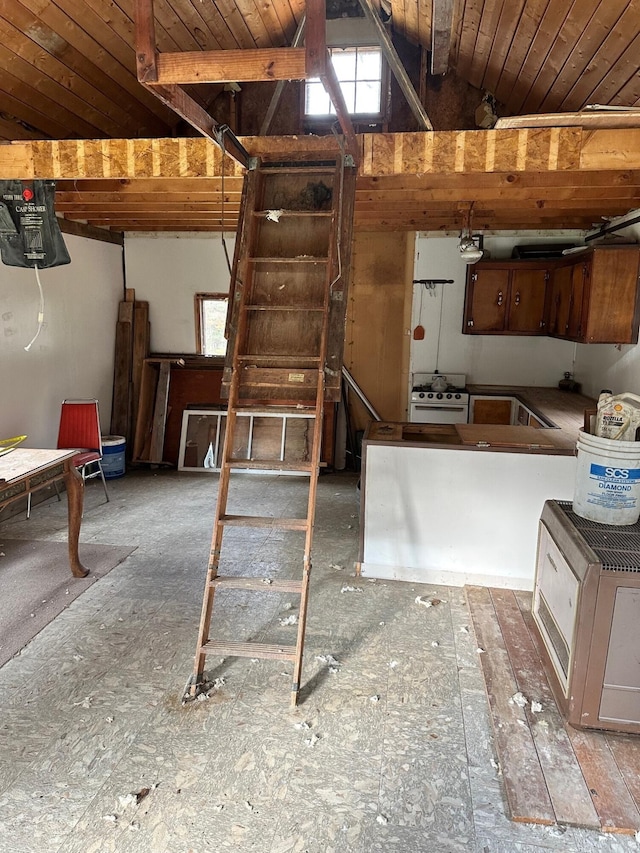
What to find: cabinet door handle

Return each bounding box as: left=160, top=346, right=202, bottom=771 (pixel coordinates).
left=547, top=554, right=558, bottom=573
left=496, top=290, right=504, bottom=306
left=514, top=291, right=521, bottom=306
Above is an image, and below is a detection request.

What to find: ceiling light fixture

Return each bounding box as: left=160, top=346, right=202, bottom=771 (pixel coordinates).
left=458, top=204, right=484, bottom=265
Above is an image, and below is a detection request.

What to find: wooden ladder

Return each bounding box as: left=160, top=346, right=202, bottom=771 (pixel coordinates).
left=186, top=156, right=356, bottom=706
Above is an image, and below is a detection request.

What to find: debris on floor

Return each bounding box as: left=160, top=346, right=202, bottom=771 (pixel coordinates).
left=531, top=700, right=543, bottom=713
left=509, top=691, right=528, bottom=708
left=305, top=733, right=320, bottom=748
left=341, top=585, right=363, bottom=593
left=415, top=595, right=443, bottom=607
left=376, top=814, right=389, bottom=825
left=279, top=614, right=298, bottom=626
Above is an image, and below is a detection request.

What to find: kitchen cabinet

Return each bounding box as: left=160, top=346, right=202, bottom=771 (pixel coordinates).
left=470, top=395, right=513, bottom=424
left=464, top=247, right=640, bottom=344
left=463, top=262, right=550, bottom=335
left=549, top=246, right=640, bottom=344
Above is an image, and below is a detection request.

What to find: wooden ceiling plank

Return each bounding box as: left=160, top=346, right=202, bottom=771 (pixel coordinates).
left=454, top=0, right=484, bottom=83
left=181, top=0, right=240, bottom=51
left=0, top=83, right=77, bottom=139
left=492, top=0, right=550, bottom=108
left=586, top=34, right=640, bottom=107
left=154, top=48, right=307, bottom=83
left=357, top=0, right=434, bottom=130
left=0, top=117, right=43, bottom=141
left=481, top=0, right=527, bottom=97
left=0, top=59, right=107, bottom=138
left=431, top=0, right=454, bottom=75
left=521, top=0, right=619, bottom=114
left=507, top=1, right=578, bottom=115
left=305, top=0, right=326, bottom=78
left=228, top=0, right=274, bottom=48
left=402, top=0, right=421, bottom=47
left=1, top=15, right=153, bottom=140
left=10, top=1, right=171, bottom=132
left=156, top=0, right=222, bottom=50
left=210, top=0, right=258, bottom=50
left=559, top=1, right=640, bottom=111
left=0, top=20, right=148, bottom=138
left=50, top=0, right=184, bottom=122
left=540, top=0, right=631, bottom=113
left=468, top=0, right=508, bottom=90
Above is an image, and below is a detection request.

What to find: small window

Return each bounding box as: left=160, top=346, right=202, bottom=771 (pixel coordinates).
left=195, top=293, right=228, bottom=357
left=305, top=46, right=383, bottom=118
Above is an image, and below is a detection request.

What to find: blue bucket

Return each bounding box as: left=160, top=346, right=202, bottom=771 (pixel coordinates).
left=101, top=435, right=126, bottom=479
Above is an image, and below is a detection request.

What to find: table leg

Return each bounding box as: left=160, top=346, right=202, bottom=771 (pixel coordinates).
left=63, top=462, right=88, bottom=578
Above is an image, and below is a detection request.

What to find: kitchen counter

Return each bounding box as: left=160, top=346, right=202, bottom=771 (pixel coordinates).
left=467, top=385, right=596, bottom=449
left=358, top=386, right=587, bottom=589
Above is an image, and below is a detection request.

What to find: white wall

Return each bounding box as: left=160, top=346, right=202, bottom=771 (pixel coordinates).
left=0, top=235, right=124, bottom=447
left=411, top=233, right=581, bottom=385
left=124, top=233, right=235, bottom=353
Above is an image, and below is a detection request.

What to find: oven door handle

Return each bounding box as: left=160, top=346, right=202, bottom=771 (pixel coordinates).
left=412, top=405, right=467, bottom=411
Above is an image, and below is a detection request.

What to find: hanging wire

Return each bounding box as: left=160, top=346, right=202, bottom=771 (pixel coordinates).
left=219, top=128, right=232, bottom=275
left=329, top=123, right=346, bottom=290
left=24, top=264, right=45, bottom=352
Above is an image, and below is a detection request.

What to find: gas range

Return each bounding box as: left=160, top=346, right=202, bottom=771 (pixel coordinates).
left=410, top=373, right=469, bottom=423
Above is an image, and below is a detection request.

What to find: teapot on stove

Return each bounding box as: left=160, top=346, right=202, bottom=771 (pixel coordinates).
left=430, top=375, right=448, bottom=393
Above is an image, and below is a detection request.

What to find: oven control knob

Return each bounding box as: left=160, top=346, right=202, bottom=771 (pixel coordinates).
left=427, top=392, right=433, bottom=399
left=446, top=393, right=452, bottom=399
left=419, top=392, right=425, bottom=398
left=436, top=392, right=443, bottom=400
left=454, top=393, right=461, bottom=400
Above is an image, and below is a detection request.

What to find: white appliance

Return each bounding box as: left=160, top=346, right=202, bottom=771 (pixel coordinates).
left=410, top=372, right=469, bottom=424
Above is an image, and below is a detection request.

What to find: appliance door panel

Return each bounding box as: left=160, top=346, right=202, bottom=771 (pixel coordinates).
left=410, top=404, right=468, bottom=424
left=533, top=523, right=580, bottom=692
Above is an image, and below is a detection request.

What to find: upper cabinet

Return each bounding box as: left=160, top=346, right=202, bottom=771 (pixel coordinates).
left=463, top=262, right=550, bottom=335
left=463, top=247, right=640, bottom=344
left=549, top=247, right=640, bottom=344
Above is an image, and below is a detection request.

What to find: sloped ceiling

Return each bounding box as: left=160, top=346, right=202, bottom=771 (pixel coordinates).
left=0, top=0, right=639, bottom=233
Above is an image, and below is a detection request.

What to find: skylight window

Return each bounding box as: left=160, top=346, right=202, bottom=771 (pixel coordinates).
left=305, top=46, right=383, bottom=117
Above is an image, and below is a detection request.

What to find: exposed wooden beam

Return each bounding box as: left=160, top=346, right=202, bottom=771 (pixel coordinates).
left=140, top=83, right=251, bottom=169
left=356, top=0, right=434, bottom=131
left=154, top=49, right=307, bottom=84
left=133, top=0, right=158, bottom=83
left=305, top=0, right=327, bottom=78
left=5, top=129, right=640, bottom=181
left=431, top=0, right=454, bottom=76
left=260, top=16, right=306, bottom=136
left=319, top=50, right=359, bottom=161
left=57, top=217, right=124, bottom=244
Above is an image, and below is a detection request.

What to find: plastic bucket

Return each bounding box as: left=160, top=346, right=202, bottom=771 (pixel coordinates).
left=573, top=429, right=640, bottom=525
left=101, top=435, right=126, bottom=479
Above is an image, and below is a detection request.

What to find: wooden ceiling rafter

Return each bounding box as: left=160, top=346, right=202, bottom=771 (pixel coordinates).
left=358, top=0, right=434, bottom=131
left=134, top=0, right=359, bottom=164
left=430, top=0, right=454, bottom=75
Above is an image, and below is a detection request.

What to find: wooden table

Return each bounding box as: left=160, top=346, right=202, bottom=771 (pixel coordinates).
left=0, top=448, right=87, bottom=578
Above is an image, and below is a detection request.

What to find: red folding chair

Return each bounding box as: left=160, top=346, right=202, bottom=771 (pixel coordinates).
left=57, top=399, right=109, bottom=504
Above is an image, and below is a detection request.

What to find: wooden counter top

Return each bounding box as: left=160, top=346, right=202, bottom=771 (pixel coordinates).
left=467, top=385, right=595, bottom=450
left=365, top=387, right=594, bottom=454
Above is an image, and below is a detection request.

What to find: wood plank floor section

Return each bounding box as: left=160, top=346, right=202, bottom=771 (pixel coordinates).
left=466, top=585, right=640, bottom=835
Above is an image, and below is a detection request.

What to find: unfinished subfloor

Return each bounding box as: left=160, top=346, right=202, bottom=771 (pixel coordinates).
left=0, top=469, right=638, bottom=853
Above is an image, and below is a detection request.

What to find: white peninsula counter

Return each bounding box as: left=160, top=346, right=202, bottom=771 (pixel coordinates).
left=358, top=416, right=580, bottom=590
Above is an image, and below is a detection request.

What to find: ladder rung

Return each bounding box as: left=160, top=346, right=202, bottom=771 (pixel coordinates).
left=229, top=405, right=317, bottom=416
left=224, top=459, right=314, bottom=472
left=253, top=211, right=333, bottom=219
left=236, top=355, right=321, bottom=364
left=244, top=305, right=325, bottom=312
left=220, top=514, right=308, bottom=530
left=201, top=641, right=297, bottom=661
left=211, top=577, right=304, bottom=593
left=248, top=257, right=329, bottom=264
